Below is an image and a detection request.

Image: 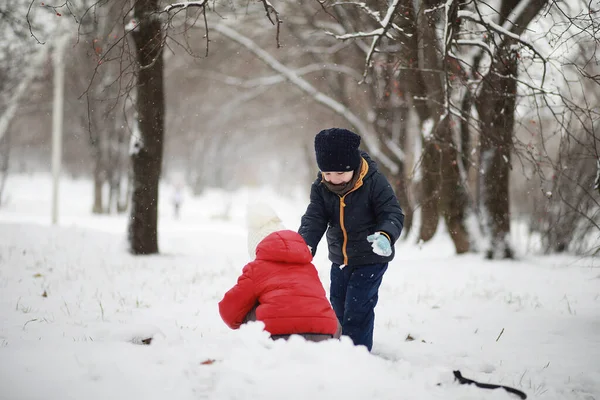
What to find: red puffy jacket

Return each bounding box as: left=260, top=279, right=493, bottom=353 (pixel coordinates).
left=218, top=230, right=339, bottom=336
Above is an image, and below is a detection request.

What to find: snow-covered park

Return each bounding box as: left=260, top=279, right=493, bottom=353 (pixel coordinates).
left=0, top=174, right=598, bottom=400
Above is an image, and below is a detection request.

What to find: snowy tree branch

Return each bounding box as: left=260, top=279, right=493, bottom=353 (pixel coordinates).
left=163, top=0, right=281, bottom=47
left=329, top=28, right=390, bottom=41
left=213, top=23, right=399, bottom=175
left=457, top=11, right=524, bottom=42
left=193, top=63, right=363, bottom=87
left=458, top=9, right=547, bottom=85
left=259, top=0, right=282, bottom=48
left=163, top=1, right=208, bottom=13
left=330, top=1, right=408, bottom=36
left=326, top=0, right=410, bottom=76
left=361, top=0, right=402, bottom=81
left=331, top=1, right=381, bottom=20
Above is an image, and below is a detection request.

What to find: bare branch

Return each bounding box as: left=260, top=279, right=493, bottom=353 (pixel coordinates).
left=458, top=9, right=548, bottom=85
left=361, top=0, right=402, bottom=82
left=26, top=0, right=44, bottom=44
left=213, top=23, right=399, bottom=175
left=192, top=63, right=363, bottom=87
left=259, top=0, right=282, bottom=48
left=331, top=1, right=381, bottom=21
left=330, top=1, right=409, bottom=36
left=202, top=5, right=209, bottom=57
left=454, top=39, right=493, bottom=58
left=315, top=0, right=339, bottom=22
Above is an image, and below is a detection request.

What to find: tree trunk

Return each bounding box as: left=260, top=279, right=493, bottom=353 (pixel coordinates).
left=92, top=136, right=105, bottom=214
left=395, top=0, right=438, bottom=243
left=118, top=164, right=132, bottom=213
left=109, top=177, right=119, bottom=213
left=419, top=133, right=441, bottom=242
left=117, top=110, right=130, bottom=214
left=416, top=0, right=470, bottom=252
left=370, top=57, right=412, bottom=238
left=476, top=47, right=518, bottom=259
left=375, top=111, right=411, bottom=238
left=129, top=0, right=165, bottom=255
left=438, top=119, right=470, bottom=253
left=92, top=171, right=104, bottom=214
left=472, top=0, right=547, bottom=259
left=392, top=102, right=412, bottom=236
left=0, top=128, right=10, bottom=207
left=106, top=124, right=122, bottom=214
left=459, top=89, right=473, bottom=176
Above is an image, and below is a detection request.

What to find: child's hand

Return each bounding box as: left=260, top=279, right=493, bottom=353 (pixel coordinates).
left=367, top=232, right=392, bottom=257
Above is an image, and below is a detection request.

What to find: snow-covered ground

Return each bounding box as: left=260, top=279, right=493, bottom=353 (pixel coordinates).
left=0, top=174, right=598, bottom=400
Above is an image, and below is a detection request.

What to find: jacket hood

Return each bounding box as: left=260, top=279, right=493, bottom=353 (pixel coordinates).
left=360, top=151, right=378, bottom=179
left=255, top=230, right=313, bottom=264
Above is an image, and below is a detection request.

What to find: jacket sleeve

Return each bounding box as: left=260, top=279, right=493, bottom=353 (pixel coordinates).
left=218, top=264, right=258, bottom=329
left=298, top=180, right=329, bottom=255
left=372, top=172, right=405, bottom=243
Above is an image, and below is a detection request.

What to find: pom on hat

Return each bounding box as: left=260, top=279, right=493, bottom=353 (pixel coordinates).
left=246, top=201, right=285, bottom=258
left=314, top=128, right=361, bottom=172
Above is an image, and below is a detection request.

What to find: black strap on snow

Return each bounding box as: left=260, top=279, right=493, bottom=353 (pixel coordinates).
left=453, top=370, right=527, bottom=399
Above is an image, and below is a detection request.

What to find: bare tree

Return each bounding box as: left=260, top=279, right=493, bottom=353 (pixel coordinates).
left=122, top=0, right=165, bottom=254
left=461, top=0, right=548, bottom=258
left=256, top=1, right=416, bottom=235
left=65, top=1, right=134, bottom=215
left=9, top=0, right=597, bottom=257
left=536, top=128, right=599, bottom=255
left=517, top=1, right=600, bottom=255
left=0, top=0, right=54, bottom=206
left=304, top=0, right=597, bottom=258
left=43, top=0, right=284, bottom=254
left=127, top=0, right=283, bottom=253
left=315, top=0, right=470, bottom=253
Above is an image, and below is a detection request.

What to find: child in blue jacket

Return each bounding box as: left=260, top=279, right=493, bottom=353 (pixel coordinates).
left=299, top=128, right=404, bottom=351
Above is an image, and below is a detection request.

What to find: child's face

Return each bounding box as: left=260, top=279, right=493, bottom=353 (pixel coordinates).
left=322, top=171, right=354, bottom=185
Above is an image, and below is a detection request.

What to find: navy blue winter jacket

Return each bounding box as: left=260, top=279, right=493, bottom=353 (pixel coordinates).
left=299, top=152, right=404, bottom=266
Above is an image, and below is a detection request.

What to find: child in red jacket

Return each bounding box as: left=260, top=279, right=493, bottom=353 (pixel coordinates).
left=219, top=203, right=340, bottom=342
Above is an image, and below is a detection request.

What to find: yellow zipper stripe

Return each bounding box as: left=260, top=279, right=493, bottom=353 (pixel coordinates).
left=340, top=197, right=348, bottom=264
left=339, top=158, right=368, bottom=265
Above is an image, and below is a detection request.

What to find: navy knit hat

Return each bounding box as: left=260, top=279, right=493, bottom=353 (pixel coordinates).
left=314, top=128, right=361, bottom=172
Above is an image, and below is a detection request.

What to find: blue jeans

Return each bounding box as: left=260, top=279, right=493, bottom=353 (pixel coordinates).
left=330, top=262, right=388, bottom=351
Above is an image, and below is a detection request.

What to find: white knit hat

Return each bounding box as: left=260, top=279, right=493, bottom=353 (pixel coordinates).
left=246, top=201, right=285, bottom=258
